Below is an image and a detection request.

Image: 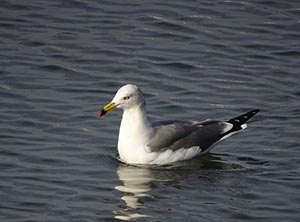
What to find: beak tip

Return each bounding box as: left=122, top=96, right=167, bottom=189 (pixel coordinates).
left=98, top=110, right=106, bottom=118
left=98, top=102, right=116, bottom=119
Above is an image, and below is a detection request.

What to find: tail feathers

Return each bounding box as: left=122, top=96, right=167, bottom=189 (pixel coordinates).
left=222, top=109, right=260, bottom=137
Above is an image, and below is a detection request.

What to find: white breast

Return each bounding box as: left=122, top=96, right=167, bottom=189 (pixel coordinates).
left=117, top=106, right=155, bottom=164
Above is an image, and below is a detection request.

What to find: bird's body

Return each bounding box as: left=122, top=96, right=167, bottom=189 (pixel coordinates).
left=98, top=84, right=259, bottom=165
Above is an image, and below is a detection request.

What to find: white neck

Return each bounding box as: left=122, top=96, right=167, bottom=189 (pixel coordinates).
left=118, top=104, right=153, bottom=162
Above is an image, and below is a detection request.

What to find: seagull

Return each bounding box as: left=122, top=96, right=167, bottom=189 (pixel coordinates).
left=98, top=84, right=259, bottom=165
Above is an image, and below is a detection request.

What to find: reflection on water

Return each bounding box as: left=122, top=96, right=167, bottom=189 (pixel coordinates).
left=114, top=165, right=154, bottom=220
left=113, top=154, right=238, bottom=220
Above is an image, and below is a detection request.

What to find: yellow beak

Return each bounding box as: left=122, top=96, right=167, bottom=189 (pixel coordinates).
left=98, top=102, right=117, bottom=118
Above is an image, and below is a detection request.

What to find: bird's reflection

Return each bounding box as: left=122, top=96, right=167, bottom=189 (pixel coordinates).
left=114, top=164, right=155, bottom=220
left=113, top=154, right=233, bottom=220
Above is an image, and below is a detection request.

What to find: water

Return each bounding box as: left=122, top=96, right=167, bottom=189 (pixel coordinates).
left=1, top=0, right=300, bottom=221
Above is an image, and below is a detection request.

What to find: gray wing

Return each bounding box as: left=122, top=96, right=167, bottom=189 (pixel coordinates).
left=147, top=120, right=232, bottom=153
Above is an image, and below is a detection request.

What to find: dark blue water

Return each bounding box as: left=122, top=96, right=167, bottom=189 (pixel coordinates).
left=1, top=0, right=300, bottom=221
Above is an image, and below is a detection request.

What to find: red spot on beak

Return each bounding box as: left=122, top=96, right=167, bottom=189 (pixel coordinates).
left=98, top=110, right=106, bottom=118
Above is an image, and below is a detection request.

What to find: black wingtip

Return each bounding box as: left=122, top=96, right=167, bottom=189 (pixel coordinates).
left=220, top=109, right=260, bottom=137
left=228, top=109, right=260, bottom=126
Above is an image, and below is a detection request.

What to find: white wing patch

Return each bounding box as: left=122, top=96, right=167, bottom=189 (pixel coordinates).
left=221, top=122, right=234, bottom=134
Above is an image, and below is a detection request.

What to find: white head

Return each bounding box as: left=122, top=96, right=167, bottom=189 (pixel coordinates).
left=112, top=84, right=145, bottom=109
left=98, top=84, right=145, bottom=118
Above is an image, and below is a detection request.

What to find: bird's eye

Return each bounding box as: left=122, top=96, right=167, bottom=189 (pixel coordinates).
left=123, top=96, right=130, bottom=100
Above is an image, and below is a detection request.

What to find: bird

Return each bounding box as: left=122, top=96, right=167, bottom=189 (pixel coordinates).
left=98, top=84, right=259, bottom=165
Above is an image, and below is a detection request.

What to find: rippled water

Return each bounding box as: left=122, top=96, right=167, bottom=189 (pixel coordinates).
left=1, top=0, right=300, bottom=221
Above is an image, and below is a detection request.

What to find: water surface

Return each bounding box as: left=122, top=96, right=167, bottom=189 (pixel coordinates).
left=1, top=0, right=300, bottom=221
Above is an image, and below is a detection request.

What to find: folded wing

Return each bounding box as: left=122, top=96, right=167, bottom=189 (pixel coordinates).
left=147, top=120, right=233, bottom=153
